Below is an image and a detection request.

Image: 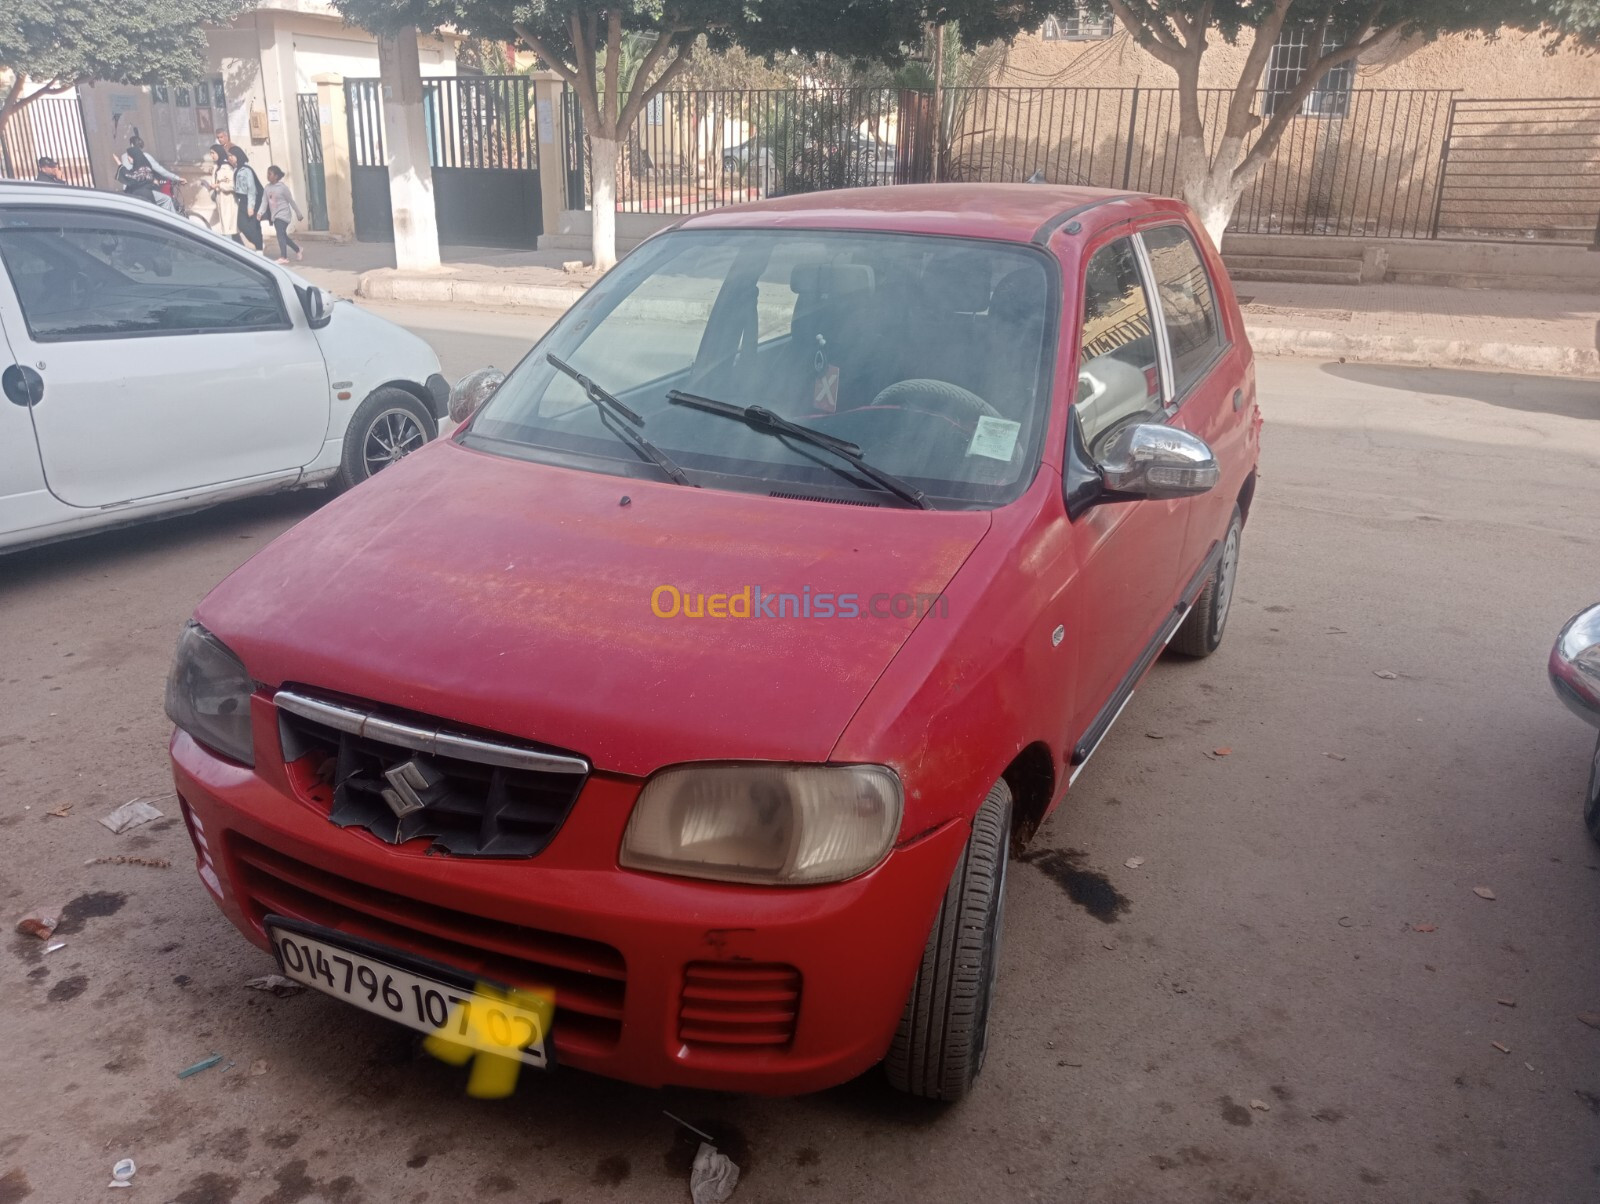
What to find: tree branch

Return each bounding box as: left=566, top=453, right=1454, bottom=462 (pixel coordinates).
left=1107, top=0, right=1182, bottom=68
left=512, top=25, right=578, bottom=86
left=616, top=26, right=686, bottom=131
left=1222, top=0, right=1291, bottom=140
left=602, top=6, right=621, bottom=124
left=618, top=39, right=693, bottom=131
left=568, top=9, right=602, bottom=130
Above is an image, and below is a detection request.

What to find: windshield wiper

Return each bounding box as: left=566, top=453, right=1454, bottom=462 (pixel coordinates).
left=547, top=353, right=693, bottom=487
left=666, top=390, right=932, bottom=510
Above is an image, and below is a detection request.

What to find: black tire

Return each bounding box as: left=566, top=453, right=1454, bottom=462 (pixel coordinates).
left=1584, top=732, right=1600, bottom=844
left=885, top=779, right=1012, bottom=1102
left=1170, top=504, right=1243, bottom=659
left=336, top=387, right=436, bottom=491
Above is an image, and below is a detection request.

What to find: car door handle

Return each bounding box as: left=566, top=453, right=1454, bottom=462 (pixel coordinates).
left=1232, top=389, right=1243, bottom=412
left=3, top=364, right=44, bottom=407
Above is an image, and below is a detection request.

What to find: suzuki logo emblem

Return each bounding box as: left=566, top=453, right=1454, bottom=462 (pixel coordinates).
left=381, top=757, right=444, bottom=819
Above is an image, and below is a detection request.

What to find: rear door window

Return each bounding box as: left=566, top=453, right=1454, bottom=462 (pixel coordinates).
left=1140, top=224, right=1223, bottom=399
left=1075, top=237, right=1163, bottom=457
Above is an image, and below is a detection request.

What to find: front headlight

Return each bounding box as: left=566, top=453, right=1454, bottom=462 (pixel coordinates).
left=620, top=763, right=902, bottom=885
left=164, top=620, right=256, bottom=766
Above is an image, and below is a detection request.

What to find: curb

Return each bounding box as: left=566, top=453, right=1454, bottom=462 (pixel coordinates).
left=357, top=270, right=1600, bottom=379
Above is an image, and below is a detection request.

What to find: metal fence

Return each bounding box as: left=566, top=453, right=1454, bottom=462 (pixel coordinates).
left=1432, top=97, right=1600, bottom=243
left=0, top=96, right=93, bottom=187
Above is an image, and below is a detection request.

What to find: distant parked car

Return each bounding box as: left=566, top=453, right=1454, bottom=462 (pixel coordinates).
left=0, top=181, right=446, bottom=554
left=1549, top=604, right=1600, bottom=839
left=167, top=184, right=1261, bottom=1102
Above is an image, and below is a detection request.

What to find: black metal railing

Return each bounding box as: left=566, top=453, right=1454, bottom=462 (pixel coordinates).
left=0, top=96, right=94, bottom=187
left=425, top=75, right=538, bottom=171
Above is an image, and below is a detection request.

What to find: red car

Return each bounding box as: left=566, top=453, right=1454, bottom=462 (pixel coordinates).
left=166, top=185, right=1261, bottom=1101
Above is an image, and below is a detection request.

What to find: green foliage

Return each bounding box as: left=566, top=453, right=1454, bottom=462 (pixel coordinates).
left=1544, top=0, right=1599, bottom=50
left=0, top=0, right=241, bottom=95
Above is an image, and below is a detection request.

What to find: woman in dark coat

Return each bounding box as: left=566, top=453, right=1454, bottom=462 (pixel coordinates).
left=228, top=146, right=265, bottom=254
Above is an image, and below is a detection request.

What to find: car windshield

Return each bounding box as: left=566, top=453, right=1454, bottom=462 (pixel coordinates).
left=464, top=229, right=1058, bottom=509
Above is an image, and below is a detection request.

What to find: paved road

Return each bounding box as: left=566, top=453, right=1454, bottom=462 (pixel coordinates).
left=3, top=317, right=1599, bottom=1204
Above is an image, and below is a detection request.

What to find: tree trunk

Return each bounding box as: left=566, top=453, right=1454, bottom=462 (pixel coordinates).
left=590, top=134, right=620, bottom=271
left=1175, top=132, right=1244, bottom=249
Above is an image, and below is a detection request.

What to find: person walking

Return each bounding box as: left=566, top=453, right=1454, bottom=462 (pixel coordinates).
left=119, top=134, right=181, bottom=210
left=199, top=147, right=239, bottom=240
left=257, top=165, right=305, bottom=264
left=227, top=146, right=265, bottom=254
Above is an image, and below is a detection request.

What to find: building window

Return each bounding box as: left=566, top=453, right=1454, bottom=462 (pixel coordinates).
left=1041, top=6, right=1116, bottom=41
left=1263, top=27, right=1353, bottom=117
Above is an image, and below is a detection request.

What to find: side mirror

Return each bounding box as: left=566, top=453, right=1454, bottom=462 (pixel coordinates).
left=297, top=284, right=332, bottom=329
left=449, top=367, right=505, bottom=423
left=1551, top=604, right=1600, bottom=727
left=1099, top=423, right=1219, bottom=500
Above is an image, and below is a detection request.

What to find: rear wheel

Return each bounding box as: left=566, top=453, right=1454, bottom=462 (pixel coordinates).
left=885, top=779, right=1012, bottom=1101
left=336, top=387, right=436, bottom=491
left=1170, top=505, right=1242, bottom=659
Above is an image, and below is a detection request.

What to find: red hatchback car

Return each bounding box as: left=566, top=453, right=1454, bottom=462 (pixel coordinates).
left=166, top=185, right=1261, bottom=1101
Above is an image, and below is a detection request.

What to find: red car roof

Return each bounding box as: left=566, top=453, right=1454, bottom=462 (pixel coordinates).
left=674, top=183, right=1173, bottom=243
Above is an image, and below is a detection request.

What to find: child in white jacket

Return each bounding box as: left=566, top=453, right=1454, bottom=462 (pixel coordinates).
left=257, top=166, right=305, bottom=264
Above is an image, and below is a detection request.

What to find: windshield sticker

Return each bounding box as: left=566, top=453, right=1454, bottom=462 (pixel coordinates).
left=967, top=416, right=1021, bottom=461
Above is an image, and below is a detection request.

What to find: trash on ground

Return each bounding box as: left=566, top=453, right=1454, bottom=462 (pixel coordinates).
left=14, top=909, right=58, bottom=940
left=99, top=798, right=163, bottom=835
left=84, top=855, right=170, bottom=869
left=1525, top=1062, right=1536, bottom=1072
left=108, top=1158, right=135, bottom=1188
left=1324, top=753, right=1347, bottom=761
left=690, top=1141, right=741, bottom=1204
left=1412, top=923, right=1437, bottom=933
left=1212, top=747, right=1232, bottom=757
left=46, top=803, right=72, bottom=818
left=177, top=1054, right=223, bottom=1079
left=1373, top=670, right=1398, bottom=679
left=44, top=941, right=65, bottom=954
left=1577, top=1013, right=1600, bottom=1030
left=1144, top=732, right=1165, bottom=740
left=249, top=1059, right=269, bottom=1076
left=1337, top=915, right=1353, bottom=927
left=1491, top=1041, right=1510, bottom=1054
left=1497, top=998, right=1516, bottom=1008
left=664, top=1111, right=715, bottom=1143
left=245, top=974, right=305, bottom=997
left=1473, top=886, right=1496, bottom=900
left=1124, top=856, right=1145, bottom=869
left=1249, top=1098, right=1271, bottom=1111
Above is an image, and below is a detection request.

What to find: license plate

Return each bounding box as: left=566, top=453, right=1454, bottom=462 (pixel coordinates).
left=266, top=917, right=552, bottom=1068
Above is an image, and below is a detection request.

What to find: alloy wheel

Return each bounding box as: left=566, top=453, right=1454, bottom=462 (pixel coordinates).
left=362, top=409, right=426, bottom=477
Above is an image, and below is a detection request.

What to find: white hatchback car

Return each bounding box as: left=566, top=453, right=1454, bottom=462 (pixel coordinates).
left=0, top=181, right=445, bottom=553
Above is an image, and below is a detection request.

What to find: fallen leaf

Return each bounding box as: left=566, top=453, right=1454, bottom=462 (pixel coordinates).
left=1249, top=1099, right=1271, bottom=1112
left=1413, top=923, right=1437, bottom=933
left=1577, top=1013, right=1600, bottom=1030
left=1374, top=670, right=1398, bottom=680
left=1124, top=856, right=1145, bottom=869
left=1497, top=998, right=1516, bottom=1008
left=1473, top=886, right=1496, bottom=901
left=1491, top=1041, right=1510, bottom=1054
left=46, top=803, right=72, bottom=818
left=1213, top=747, right=1232, bottom=757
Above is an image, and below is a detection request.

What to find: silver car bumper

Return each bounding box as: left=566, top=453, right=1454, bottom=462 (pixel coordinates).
left=1550, top=603, right=1600, bottom=727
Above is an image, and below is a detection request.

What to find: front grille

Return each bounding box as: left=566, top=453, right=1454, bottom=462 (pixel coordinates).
left=276, top=690, right=587, bottom=859
left=679, top=962, right=801, bottom=1049
left=229, top=835, right=625, bottom=1051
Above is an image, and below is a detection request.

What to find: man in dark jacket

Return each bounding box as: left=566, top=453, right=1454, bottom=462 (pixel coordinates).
left=34, top=156, right=65, bottom=183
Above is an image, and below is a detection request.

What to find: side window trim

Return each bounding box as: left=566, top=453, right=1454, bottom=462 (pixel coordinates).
left=0, top=203, right=293, bottom=345
left=1128, top=231, right=1176, bottom=411
left=1133, top=221, right=1231, bottom=409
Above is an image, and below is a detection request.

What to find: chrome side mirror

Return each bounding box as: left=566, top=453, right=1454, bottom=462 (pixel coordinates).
left=297, top=284, right=332, bottom=329
left=1551, top=604, right=1600, bottom=727
left=449, top=367, right=504, bottom=423
left=1099, top=423, right=1219, bottom=500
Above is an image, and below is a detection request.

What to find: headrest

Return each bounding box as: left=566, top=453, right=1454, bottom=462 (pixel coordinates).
left=790, top=262, right=875, bottom=297
left=989, top=267, right=1046, bottom=321
left=920, top=249, right=995, bottom=313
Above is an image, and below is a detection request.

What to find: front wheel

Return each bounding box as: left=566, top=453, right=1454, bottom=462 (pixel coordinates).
left=336, top=387, right=437, bottom=491
left=884, top=779, right=1012, bottom=1101
left=1170, top=505, right=1242, bottom=659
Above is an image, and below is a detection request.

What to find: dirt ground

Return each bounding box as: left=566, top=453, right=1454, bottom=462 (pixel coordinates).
left=2, top=350, right=1598, bottom=1204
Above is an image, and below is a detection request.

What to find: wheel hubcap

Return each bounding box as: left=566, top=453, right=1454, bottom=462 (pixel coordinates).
left=363, top=409, right=425, bottom=476
left=1214, top=525, right=1240, bottom=631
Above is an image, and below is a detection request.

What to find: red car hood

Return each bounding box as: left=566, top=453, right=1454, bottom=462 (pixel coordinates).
left=198, top=440, right=992, bottom=777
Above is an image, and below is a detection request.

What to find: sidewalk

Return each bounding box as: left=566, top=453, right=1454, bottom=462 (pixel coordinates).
left=312, top=243, right=1600, bottom=378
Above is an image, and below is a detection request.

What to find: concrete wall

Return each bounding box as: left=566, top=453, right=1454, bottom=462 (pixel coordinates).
left=1224, top=233, right=1600, bottom=292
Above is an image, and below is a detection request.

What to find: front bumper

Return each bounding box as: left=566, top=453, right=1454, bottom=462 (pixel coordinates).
left=169, top=701, right=965, bottom=1095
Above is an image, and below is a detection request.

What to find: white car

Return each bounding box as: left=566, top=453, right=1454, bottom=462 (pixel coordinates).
left=0, top=181, right=446, bottom=554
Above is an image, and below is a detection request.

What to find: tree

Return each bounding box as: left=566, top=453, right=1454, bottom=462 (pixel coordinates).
left=329, top=1, right=1055, bottom=269
left=1097, top=1, right=1575, bottom=246
left=0, top=0, right=241, bottom=156
left=1544, top=0, right=1600, bottom=50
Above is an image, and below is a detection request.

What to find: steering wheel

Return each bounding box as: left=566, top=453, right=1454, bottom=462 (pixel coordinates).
left=869, top=378, right=999, bottom=429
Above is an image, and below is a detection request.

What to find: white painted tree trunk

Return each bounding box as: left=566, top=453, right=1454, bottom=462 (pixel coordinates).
left=1175, top=132, right=1246, bottom=249
left=590, top=135, right=620, bottom=272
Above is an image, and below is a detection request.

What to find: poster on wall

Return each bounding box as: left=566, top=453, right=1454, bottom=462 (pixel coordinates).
left=197, top=106, right=213, bottom=133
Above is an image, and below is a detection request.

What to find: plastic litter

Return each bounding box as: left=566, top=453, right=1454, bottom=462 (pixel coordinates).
left=45, top=941, right=66, bottom=954
left=108, top=1158, right=135, bottom=1188
left=690, top=1142, right=740, bottom=1204
left=245, top=974, right=305, bottom=997
left=14, top=909, right=58, bottom=940
left=177, top=1054, right=223, bottom=1079
left=99, top=799, right=163, bottom=835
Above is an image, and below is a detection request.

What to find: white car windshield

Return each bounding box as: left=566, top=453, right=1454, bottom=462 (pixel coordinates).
left=465, top=229, right=1058, bottom=509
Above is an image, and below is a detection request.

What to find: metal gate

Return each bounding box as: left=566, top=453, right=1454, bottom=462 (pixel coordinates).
left=296, top=93, right=329, bottom=231
left=0, top=96, right=93, bottom=187
left=344, top=76, right=542, bottom=248
left=1431, top=97, right=1600, bottom=244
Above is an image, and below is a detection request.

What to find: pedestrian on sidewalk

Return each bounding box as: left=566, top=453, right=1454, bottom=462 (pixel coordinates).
left=200, top=147, right=239, bottom=241
left=227, top=147, right=265, bottom=254
left=257, top=166, right=305, bottom=264
left=34, top=156, right=66, bottom=184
